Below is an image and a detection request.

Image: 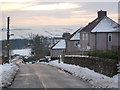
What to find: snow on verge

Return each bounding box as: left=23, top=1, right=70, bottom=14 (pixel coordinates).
left=41, top=60, right=119, bottom=88
left=65, top=55, right=89, bottom=57
left=0, top=63, right=19, bottom=88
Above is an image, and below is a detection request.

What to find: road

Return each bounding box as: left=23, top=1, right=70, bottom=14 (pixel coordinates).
left=8, top=63, right=92, bottom=88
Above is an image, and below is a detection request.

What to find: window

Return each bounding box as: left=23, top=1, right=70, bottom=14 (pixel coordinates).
left=86, top=33, right=88, bottom=40
left=75, top=41, right=80, bottom=47
left=82, top=33, right=84, bottom=40
left=108, top=33, right=112, bottom=42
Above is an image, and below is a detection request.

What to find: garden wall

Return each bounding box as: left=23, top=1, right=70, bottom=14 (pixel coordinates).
left=63, top=56, right=118, bottom=77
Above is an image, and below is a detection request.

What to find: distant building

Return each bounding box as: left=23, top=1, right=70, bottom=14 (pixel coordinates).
left=53, top=36, right=63, bottom=44
left=50, top=33, right=71, bottom=58
left=66, top=28, right=82, bottom=52
left=50, top=39, right=66, bottom=58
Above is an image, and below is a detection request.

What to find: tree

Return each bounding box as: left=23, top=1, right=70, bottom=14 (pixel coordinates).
left=29, top=34, right=50, bottom=59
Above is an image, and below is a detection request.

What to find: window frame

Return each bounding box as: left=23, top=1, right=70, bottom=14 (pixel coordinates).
left=108, top=33, right=112, bottom=42
left=75, top=41, right=80, bottom=47
left=86, top=33, right=88, bottom=40
left=82, top=33, right=85, bottom=40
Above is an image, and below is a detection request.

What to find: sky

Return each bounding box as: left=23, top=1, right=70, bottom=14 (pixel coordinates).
left=0, top=2, right=118, bottom=27
left=0, top=1, right=119, bottom=40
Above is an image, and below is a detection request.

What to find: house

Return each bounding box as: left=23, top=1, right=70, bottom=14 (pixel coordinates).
left=50, top=39, right=66, bottom=58
left=79, top=10, right=120, bottom=51
left=53, top=36, right=63, bottom=44
left=50, top=33, right=71, bottom=58
left=66, top=28, right=82, bottom=52
left=50, top=10, right=119, bottom=58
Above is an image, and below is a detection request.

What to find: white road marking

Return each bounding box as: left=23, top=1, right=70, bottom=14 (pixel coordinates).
left=35, top=71, right=47, bottom=89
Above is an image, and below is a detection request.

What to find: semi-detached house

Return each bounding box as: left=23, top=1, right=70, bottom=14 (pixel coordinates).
left=50, top=10, right=120, bottom=58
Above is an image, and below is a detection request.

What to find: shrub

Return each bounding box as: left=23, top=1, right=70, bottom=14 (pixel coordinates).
left=88, top=50, right=118, bottom=59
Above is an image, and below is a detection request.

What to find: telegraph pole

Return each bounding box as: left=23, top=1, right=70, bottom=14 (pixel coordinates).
left=7, top=17, right=10, bottom=63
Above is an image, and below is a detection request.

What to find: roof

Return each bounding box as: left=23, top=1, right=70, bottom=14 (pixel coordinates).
left=69, top=28, right=82, bottom=41
left=80, top=17, right=103, bottom=32
left=80, top=16, right=119, bottom=33
left=54, top=36, right=63, bottom=39
left=51, top=39, right=66, bottom=50
left=50, top=41, right=59, bottom=49
left=91, top=16, right=119, bottom=32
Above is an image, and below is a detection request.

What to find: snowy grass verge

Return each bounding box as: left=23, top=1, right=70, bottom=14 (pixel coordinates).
left=0, top=63, right=19, bottom=88
left=41, top=60, right=119, bottom=88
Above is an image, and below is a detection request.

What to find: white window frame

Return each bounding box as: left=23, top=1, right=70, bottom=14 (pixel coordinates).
left=86, top=33, right=88, bottom=40
left=108, top=33, right=112, bottom=42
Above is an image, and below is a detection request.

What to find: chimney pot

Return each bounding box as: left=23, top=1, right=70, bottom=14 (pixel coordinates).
left=98, top=10, right=107, bottom=18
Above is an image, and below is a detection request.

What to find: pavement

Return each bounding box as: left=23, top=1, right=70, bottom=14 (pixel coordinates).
left=8, top=63, right=92, bottom=88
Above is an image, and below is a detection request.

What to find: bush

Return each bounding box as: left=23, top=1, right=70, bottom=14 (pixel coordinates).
left=88, top=50, right=118, bottom=59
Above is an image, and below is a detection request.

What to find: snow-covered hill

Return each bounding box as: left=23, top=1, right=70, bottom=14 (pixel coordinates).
left=0, top=25, right=80, bottom=40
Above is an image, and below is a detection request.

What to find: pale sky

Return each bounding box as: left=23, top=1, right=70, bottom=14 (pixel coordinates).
left=0, top=1, right=118, bottom=27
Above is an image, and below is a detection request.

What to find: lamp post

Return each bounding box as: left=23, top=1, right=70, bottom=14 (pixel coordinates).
left=7, top=17, right=10, bottom=63
left=6, top=17, right=14, bottom=63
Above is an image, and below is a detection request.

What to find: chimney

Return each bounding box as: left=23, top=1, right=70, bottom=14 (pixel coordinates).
left=98, top=10, right=107, bottom=18
left=62, top=33, right=71, bottom=40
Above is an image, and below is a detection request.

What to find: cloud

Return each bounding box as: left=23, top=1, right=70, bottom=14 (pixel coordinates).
left=1, top=2, right=118, bottom=26
left=0, top=2, right=32, bottom=11
left=0, top=0, right=34, bottom=2
left=23, top=3, right=80, bottom=11
left=0, top=2, right=80, bottom=11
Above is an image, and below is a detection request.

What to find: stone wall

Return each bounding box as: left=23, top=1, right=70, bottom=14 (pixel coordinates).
left=63, top=56, right=118, bottom=77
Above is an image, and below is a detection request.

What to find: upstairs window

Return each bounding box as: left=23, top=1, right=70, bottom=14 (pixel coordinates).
left=82, top=33, right=84, bottom=40
left=108, top=33, right=112, bottom=42
left=86, top=33, right=88, bottom=40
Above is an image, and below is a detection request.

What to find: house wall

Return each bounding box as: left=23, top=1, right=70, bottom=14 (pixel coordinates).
left=90, top=32, right=119, bottom=50
left=80, top=32, right=90, bottom=51
left=50, top=49, right=65, bottom=58
left=66, top=40, right=81, bottom=52
left=111, top=33, right=119, bottom=49
left=0, top=42, right=2, bottom=57
left=67, top=32, right=91, bottom=52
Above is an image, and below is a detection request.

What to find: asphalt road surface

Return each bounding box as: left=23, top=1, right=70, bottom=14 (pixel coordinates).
left=8, top=63, right=92, bottom=88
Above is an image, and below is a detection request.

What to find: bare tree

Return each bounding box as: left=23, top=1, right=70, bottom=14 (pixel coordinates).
left=29, top=34, right=50, bottom=59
